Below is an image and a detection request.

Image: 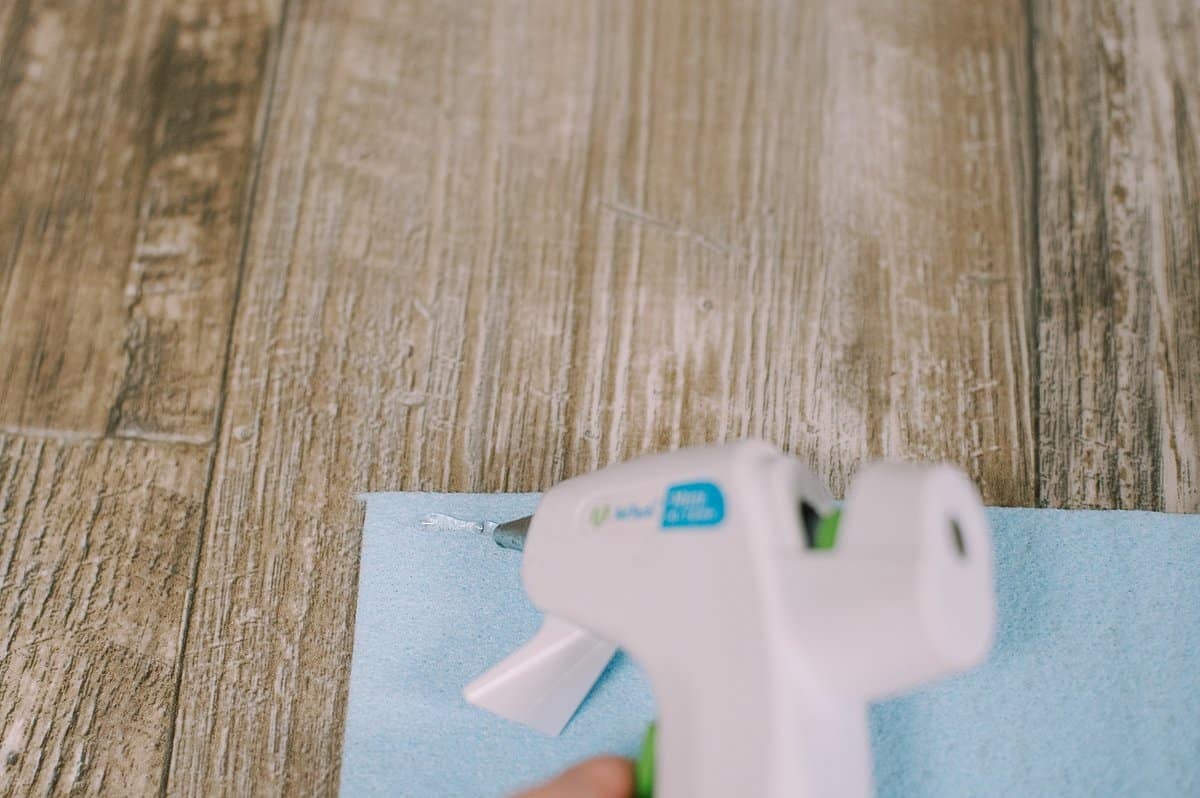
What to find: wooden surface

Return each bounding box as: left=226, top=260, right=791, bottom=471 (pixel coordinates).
left=1033, top=0, right=1200, bottom=510
left=0, top=436, right=208, bottom=794
left=0, top=0, right=1196, bottom=794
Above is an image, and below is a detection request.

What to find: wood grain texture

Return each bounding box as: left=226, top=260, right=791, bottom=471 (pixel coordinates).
left=0, top=0, right=1196, bottom=795
left=0, top=0, right=272, bottom=441
left=0, top=435, right=208, bottom=796
left=168, top=0, right=1038, bottom=793
left=811, top=1, right=1037, bottom=502
left=1032, top=0, right=1200, bottom=511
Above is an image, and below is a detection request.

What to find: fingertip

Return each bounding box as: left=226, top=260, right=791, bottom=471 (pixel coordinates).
left=515, top=756, right=635, bottom=798
left=566, top=757, right=635, bottom=797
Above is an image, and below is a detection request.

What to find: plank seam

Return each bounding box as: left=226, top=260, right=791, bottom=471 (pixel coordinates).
left=1022, top=0, right=1045, bottom=507
left=156, top=1, right=295, bottom=793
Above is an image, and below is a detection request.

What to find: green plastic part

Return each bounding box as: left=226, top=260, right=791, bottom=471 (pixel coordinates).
left=814, top=509, right=841, bottom=550
left=635, top=722, right=656, bottom=798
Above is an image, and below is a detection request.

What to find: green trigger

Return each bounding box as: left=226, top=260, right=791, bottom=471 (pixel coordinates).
left=635, top=722, right=656, bottom=798
left=814, top=509, right=841, bottom=550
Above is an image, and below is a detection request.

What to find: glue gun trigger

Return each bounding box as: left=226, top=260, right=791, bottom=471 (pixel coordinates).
left=463, top=615, right=617, bottom=736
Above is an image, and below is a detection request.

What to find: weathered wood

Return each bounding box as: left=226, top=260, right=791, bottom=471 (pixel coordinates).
left=0, top=0, right=1197, bottom=795
left=0, top=0, right=272, bottom=441
left=1032, top=0, right=1200, bottom=511
left=168, top=0, right=1037, bottom=793
left=0, top=1, right=279, bottom=794
left=0, top=435, right=208, bottom=796
left=806, top=1, right=1037, bottom=501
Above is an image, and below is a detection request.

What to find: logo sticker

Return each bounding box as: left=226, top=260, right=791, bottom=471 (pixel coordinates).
left=661, top=482, right=725, bottom=529
left=588, top=501, right=655, bottom=527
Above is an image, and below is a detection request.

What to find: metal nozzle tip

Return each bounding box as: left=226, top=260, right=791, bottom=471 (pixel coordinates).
left=493, top=515, right=532, bottom=551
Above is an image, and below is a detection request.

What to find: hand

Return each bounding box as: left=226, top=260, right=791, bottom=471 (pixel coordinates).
left=513, top=756, right=635, bottom=798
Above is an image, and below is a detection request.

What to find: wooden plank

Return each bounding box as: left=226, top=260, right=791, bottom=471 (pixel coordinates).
left=1032, top=0, right=1200, bottom=511
left=805, top=1, right=1037, bottom=501
left=0, top=434, right=208, bottom=795
left=0, top=0, right=272, bottom=441
left=169, top=0, right=1035, bottom=792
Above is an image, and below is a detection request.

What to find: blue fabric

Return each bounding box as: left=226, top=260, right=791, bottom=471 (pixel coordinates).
left=339, top=493, right=1200, bottom=797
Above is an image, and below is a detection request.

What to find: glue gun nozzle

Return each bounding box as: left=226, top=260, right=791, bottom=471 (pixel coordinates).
left=493, top=515, right=532, bottom=551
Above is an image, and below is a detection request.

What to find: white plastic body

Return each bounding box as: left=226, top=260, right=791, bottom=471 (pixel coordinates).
left=468, top=440, right=995, bottom=798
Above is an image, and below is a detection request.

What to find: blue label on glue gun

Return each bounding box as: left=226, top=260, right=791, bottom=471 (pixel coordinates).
left=661, top=482, right=725, bottom=529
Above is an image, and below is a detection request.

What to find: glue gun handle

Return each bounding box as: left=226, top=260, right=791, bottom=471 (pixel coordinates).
left=651, top=672, right=873, bottom=798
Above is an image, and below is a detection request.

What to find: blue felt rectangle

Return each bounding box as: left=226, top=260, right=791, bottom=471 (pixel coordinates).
left=339, top=493, right=1200, bottom=797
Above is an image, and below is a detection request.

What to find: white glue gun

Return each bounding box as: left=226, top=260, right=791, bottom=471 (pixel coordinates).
left=465, top=440, right=995, bottom=797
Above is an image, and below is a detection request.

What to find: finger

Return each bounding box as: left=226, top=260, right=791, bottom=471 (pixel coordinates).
left=514, top=756, right=635, bottom=798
